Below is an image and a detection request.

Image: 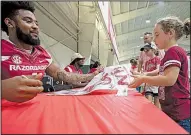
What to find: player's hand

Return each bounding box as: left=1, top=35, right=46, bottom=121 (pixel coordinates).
left=2, top=73, right=43, bottom=103
left=97, top=66, right=104, bottom=73
left=25, top=73, right=43, bottom=80
left=93, top=66, right=104, bottom=76
left=128, top=74, right=144, bottom=88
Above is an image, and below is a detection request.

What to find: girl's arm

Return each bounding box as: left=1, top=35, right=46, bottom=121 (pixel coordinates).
left=129, top=66, right=180, bottom=88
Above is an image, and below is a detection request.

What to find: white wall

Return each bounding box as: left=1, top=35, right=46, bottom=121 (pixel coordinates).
left=113, top=55, right=119, bottom=65
left=36, top=2, right=113, bottom=67
left=91, top=12, right=111, bottom=67
left=92, top=27, right=99, bottom=59
left=34, top=2, right=79, bottom=67
left=78, top=2, right=97, bottom=65
left=99, top=29, right=110, bottom=67
left=34, top=2, right=78, bottom=52
left=39, top=32, right=75, bottom=68
left=107, top=51, right=114, bottom=66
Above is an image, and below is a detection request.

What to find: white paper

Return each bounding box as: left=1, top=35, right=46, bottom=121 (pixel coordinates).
left=47, top=65, right=134, bottom=96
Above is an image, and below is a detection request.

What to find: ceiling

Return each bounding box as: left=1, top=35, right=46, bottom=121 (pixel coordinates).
left=111, top=1, right=190, bottom=63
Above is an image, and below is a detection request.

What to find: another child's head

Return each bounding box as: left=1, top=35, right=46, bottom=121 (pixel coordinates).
left=90, top=64, right=94, bottom=69
left=184, top=18, right=190, bottom=38
left=141, top=44, right=157, bottom=57
left=130, top=59, right=137, bottom=66
left=153, top=16, right=190, bottom=50
left=92, top=61, right=101, bottom=68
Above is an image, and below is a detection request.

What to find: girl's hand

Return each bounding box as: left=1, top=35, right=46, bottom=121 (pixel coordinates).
left=128, top=74, right=145, bottom=88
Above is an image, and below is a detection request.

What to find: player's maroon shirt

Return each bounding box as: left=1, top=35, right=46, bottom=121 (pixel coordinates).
left=64, top=65, right=83, bottom=74
left=1, top=39, right=52, bottom=80
left=158, top=45, right=190, bottom=121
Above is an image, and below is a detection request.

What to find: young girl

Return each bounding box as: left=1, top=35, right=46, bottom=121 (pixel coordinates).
left=130, top=59, right=138, bottom=73
left=140, top=44, right=161, bottom=108
left=130, top=59, right=141, bottom=92
left=129, top=16, right=190, bottom=133
left=89, top=61, right=101, bottom=73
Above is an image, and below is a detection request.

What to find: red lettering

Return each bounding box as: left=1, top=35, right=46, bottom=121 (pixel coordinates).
left=112, top=67, right=130, bottom=85
left=111, top=67, right=123, bottom=75
left=117, top=75, right=129, bottom=85
left=100, top=73, right=111, bottom=84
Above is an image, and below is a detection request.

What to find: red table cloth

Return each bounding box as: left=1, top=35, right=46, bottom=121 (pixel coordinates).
left=2, top=89, right=188, bottom=134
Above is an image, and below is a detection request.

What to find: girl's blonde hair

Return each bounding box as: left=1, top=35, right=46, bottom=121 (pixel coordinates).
left=156, top=16, right=190, bottom=40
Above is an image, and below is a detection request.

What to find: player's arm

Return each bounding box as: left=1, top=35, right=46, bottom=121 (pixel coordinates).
left=143, top=66, right=179, bottom=86
left=46, top=63, right=98, bottom=84
left=72, top=82, right=88, bottom=88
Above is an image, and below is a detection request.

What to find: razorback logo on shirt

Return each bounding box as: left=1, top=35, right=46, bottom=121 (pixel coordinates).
left=9, top=65, right=47, bottom=71
left=1, top=39, right=52, bottom=79
left=11, top=55, right=22, bottom=64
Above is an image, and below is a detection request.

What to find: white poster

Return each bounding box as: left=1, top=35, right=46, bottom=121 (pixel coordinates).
left=98, top=1, right=109, bottom=30
left=98, top=1, right=119, bottom=59
left=47, top=65, right=134, bottom=96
